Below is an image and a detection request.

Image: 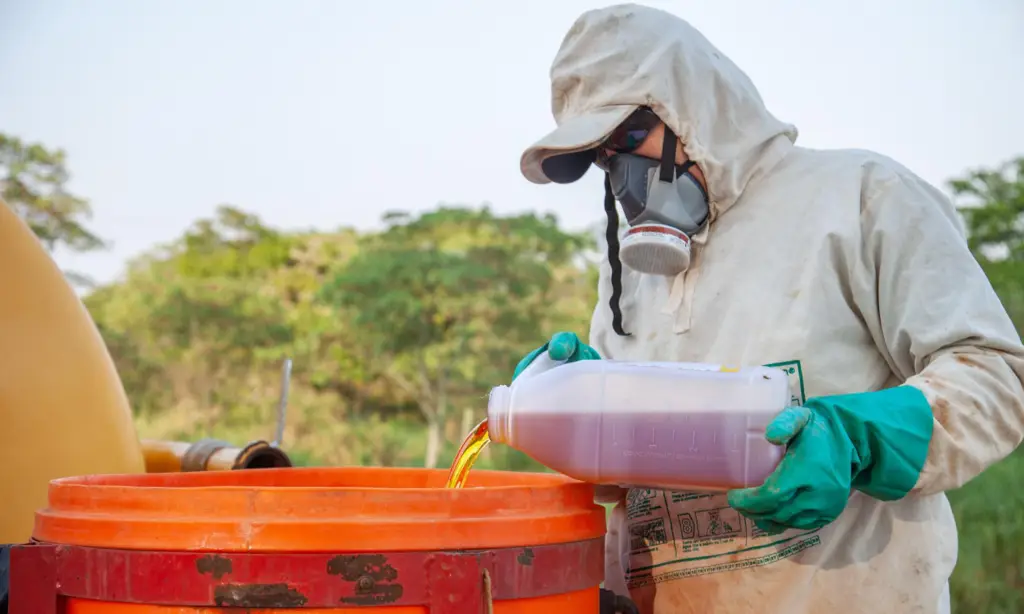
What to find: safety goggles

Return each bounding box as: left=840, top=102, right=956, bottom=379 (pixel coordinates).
left=593, top=106, right=662, bottom=171
left=536, top=106, right=663, bottom=184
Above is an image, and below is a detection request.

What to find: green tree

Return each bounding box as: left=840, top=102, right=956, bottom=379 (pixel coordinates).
left=318, top=206, right=593, bottom=468
left=0, top=133, right=106, bottom=286
left=951, top=157, right=1024, bottom=261
left=950, top=156, right=1024, bottom=330
left=86, top=206, right=296, bottom=423
left=82, top=203, right=597, bottom=469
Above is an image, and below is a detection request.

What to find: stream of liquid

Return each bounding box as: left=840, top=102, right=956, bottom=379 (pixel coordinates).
left=444, top=418, right=491, bottom=488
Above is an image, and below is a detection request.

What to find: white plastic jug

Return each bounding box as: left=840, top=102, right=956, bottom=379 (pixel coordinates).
left=487, top=355, right=790, bottom=491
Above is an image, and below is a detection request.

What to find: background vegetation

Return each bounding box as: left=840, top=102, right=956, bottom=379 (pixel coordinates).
left=3, top=133, right=1022, bottom=611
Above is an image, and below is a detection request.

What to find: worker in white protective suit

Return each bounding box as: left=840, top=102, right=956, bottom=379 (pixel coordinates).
left=511, top=4, right=1024, bottom=614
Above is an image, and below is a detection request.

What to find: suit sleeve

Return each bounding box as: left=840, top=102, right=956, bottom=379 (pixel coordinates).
left=852, top=161, right=1024, bottom=495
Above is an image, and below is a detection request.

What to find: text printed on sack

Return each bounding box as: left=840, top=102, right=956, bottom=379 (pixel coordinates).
left=623, top=359, right=820, bottom=587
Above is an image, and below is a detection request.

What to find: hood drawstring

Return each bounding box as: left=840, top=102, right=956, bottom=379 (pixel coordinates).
left=603, top=173, right=631, bottom=337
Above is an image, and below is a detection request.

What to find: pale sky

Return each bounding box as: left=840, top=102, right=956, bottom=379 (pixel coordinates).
left=2, top=0, right=1022, bottom=286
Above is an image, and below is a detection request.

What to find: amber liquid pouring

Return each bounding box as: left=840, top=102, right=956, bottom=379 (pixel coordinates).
left=444, top=418, right=490, bottom=488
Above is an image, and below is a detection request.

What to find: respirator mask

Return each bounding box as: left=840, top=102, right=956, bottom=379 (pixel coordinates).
left=601, top=121, right=709, bottom=277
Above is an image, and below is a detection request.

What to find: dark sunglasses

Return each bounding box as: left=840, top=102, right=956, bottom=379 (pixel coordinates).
left=594, top=107, right=662, bottom=171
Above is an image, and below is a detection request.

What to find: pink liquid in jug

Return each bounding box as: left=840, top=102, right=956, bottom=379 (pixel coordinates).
left=487, top=360, right=790, bottom=492
left=501, top=411, right=783, bottom=491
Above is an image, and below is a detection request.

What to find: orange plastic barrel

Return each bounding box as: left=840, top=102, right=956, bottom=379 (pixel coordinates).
left=15, top=467, right=607, bottom=613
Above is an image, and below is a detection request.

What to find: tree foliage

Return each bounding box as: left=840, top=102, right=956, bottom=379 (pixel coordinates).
left=952, top=157, right=1024, bottom=261
left=951, top=156, right=1024, bottom=331
left=317, top=207, right=592, bottom=467
left=0, top=133, right=106, bottom=286
left=80, top=201, right=597, bottom=469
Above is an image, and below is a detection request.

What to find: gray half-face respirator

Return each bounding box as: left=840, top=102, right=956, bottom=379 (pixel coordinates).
left=605, top=126, right=709, bottom=277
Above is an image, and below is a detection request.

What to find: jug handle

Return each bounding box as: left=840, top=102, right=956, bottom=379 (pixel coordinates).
left=516, top=351, right=567, bottom=380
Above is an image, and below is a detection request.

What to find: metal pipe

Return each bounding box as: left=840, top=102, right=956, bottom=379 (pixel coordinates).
left=141, top=358, right=296, bottom=473
left=273, top=358, right=292, bottom=447
left=139, top=440, right=192, bottom=473
left=141, top=438, right=292, bottom=473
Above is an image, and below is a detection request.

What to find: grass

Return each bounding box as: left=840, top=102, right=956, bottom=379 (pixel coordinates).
left=947, top=447, right=1024, bottom=612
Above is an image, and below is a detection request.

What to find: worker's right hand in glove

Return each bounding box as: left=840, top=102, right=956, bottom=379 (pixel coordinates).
left=512, top=331, right=601, bottom=381
left=726, top=386, right=933, bottom=534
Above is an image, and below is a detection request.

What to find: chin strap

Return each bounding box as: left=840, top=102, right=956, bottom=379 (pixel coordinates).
left=658, top=125, right=678, bottom=183
left=659, top=127, right=702, bottom=193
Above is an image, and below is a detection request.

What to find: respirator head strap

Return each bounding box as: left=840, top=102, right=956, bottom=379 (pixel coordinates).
left=658, top=126, right=678, bottom=183
left=657, top=126, right=699, bottom=186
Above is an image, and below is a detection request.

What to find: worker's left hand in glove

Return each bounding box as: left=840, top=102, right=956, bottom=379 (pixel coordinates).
left=727, top=386, right=934, bottom=534
left=512, top=331, right=601, bottom=381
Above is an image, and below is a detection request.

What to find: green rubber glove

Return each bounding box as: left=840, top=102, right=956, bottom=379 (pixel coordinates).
left=512, top=331, right=601, bottom=381
left=727, top=386, right=934, bottom=535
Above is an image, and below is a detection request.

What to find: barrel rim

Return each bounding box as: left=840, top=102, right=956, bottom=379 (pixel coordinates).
left=47, top=465, right=580, bottom=489
left=34, top=467, right=607, bottom=551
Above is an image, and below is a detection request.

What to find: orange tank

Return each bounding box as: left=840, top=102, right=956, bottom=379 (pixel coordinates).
left=10, top=467, right=607, bottom=613
left=0, top=199, right=144, bottom=545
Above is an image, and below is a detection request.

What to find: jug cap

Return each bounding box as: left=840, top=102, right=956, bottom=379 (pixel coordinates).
left=487, top=385, right=513, bottom=443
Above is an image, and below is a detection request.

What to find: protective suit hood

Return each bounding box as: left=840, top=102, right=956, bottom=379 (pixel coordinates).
left=521, top=3, right=799, bottom=217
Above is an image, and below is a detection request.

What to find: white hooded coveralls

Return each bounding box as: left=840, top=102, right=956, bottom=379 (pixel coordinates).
left=519, top=5, right=1024, bottom=614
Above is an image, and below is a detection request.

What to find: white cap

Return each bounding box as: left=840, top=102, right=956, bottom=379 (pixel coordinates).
left=519, top=104, right=639, bottom=185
